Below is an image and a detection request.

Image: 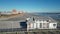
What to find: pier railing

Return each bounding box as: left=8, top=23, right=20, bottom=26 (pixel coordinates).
left=0, top=29, right=60, bottom=34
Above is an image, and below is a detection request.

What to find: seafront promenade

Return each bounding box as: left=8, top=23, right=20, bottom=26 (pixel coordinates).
left=0, top=13, right=24, bottom=21
left=0, top=13, right=55, bottom=21
left=0, top=13, right=59, bottom=34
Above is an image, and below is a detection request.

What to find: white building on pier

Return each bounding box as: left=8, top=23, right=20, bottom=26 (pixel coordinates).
left=27, top=16, right=57, bottom=30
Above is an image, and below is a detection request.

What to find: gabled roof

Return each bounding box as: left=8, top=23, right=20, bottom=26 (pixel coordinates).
left=27, top=16, right=57, bottom=23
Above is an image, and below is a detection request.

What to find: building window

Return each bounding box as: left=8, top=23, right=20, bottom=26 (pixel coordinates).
left=40, top=23, right=42, bottom=28
left=29, top=23, right=31, bottom=28
left=53, top=24, right=56, bottom=27
left=47, top=23, right=49, bottom=28
left=43, top=23, right=46, bottom=28
left=43, top=23, right=49, bottom=28
left=29, top=23, right=34, bottom=28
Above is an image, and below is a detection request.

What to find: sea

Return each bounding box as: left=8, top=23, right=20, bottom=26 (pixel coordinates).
left=34, top=13, right=60, bottom=21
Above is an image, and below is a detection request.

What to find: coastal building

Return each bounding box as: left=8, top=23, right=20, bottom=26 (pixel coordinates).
left=27, top=16, right=57, bottom=30
left=12, top=9, right=20, bottom=14
left=0, top=10, right=22, bottom=15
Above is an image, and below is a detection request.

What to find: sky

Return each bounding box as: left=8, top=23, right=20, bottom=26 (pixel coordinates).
left=0, top=0, right=60, bottom=13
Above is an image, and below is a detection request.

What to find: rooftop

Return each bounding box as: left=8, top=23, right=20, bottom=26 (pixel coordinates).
left=27, top=16, right=57, bottom=23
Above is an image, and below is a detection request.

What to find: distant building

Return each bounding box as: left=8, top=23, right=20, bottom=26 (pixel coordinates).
left=1, top=11, right=12, bottom=15
left=27, top=16, right=57, bottom=30
left=0, top=12, right=1, bottom=16
left=0, top=9, right=24, bottom=16
left=12, top=9, right=19, bottom=14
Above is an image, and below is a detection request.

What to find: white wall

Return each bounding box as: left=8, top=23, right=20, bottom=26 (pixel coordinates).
left=49, top=23, right=57, bottom=29
left=27, top=20, right=57, bottom=29
left=27, top=20, right=49, bottom=29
